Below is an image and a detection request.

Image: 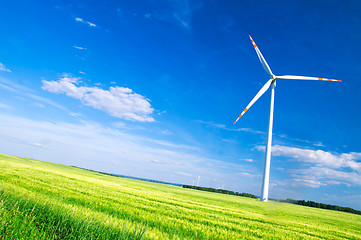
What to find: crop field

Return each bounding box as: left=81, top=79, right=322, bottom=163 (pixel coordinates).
left=1, top=154, right=361, bottom=239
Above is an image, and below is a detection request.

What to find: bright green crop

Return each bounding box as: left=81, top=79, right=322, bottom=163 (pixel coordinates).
left=1, top=154, right=360, bottom=239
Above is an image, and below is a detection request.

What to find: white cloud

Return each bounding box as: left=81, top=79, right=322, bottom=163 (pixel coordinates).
left=240, top=158, right=254, bottom=162
left=74, top=46, right=86, bottom=50
left=256, top=145, right=361, bottom=187
left=198, top=121, right=264, bottom=134
left=31, top=142, right=44, bottom=148
left=169, top=0, right=202, bottom=30
left=75, top=17, right=97, bottom=27
left=277, top=134, right=325, bottom=147
left=174, top=13, right=189, bottom=29
left=69, top=112, right=83, bottom=118
left=41, top=75, right=155, bottom=122
left=160, top=129, right=172, bottom=135
left=176, top=172, right=192, bottom=177
left=290, top=167, right=361, bottom=188
left=0, top=63, right=11, bottom=72
left=113, top=121, right=126, bottom=128
left=269, top=145, right=361, bottom=172
left=236, top=171, right=261, bottom=178
left=290, top=178, right=326, bottom=188
left=313, top=142, right=324, bottom=147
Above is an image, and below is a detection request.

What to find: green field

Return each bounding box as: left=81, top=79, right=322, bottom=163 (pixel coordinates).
left=1, top=154, right=360, bottom=239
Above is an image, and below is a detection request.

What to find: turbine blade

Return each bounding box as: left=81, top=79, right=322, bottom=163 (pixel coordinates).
left=249, top=35, right=274, bottom=77
left=276, top=75, right=342, bottom=82
left=234, top=79, right=273, bottom=124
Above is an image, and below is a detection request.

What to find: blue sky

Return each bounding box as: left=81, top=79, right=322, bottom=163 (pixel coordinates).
left=1, top=0, right=361, bottom=210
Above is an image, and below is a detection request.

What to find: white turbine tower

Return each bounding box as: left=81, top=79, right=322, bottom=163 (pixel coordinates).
left=234, top=35, right=341, bottom=202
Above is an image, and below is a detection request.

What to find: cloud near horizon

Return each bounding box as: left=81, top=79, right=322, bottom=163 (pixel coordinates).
left=41, top=75, right=155, bottom=122
left=269, top=145, right=361, bottom=172
left=256, top=145, right=361, bottom=188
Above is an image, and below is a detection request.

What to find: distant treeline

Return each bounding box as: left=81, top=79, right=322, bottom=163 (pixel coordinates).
left=183, top=185, right=257, bottom=199
left=278, top=199, right=361, bottom=215
left=71, top=166, right=181, bottom=186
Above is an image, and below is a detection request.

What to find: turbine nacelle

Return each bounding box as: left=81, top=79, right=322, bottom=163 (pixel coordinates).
left=271, top=77, right=276, bottom=86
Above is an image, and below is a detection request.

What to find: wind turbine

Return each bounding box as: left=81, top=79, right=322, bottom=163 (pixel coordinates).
left=234, top=35, right=341, bottom=202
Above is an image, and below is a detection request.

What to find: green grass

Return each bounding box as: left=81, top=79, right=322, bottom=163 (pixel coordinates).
left=1, top=154, right=360, bottom=239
